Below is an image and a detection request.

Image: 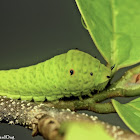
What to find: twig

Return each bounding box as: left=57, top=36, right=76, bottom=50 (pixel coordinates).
left=0, top=96, right=140, bottom=140
left=43, top=89, right=124, bottom=113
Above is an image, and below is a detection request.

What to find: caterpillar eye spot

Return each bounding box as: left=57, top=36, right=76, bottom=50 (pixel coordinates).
left=90, top=72, right=93, bottom=76
left=107, top=76, right=111, bottom=79
left=70, top=69, right=75, bottom=75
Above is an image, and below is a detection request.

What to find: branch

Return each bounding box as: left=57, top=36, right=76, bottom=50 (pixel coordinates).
left=43, top=89, right=123, bottom=113
left=0, top=96, right=140, bottom=140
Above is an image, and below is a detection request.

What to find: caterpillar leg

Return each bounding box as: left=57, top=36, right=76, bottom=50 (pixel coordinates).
left=33, top=96, right=46, bottom=102
left=46, top=94, right=63, bottom=101
left=21, top=95, right=46, bottom=102
left=0, top=91, right=20, bottom=100
left=6, top=94, right=20, bottom=99
left=20, top=95, right=33, bottom=101
left=0, top=90, right=33, bottom=101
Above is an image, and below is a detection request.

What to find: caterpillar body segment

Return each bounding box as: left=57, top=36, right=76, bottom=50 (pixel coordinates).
left=0, top=50, right=111, bottom=101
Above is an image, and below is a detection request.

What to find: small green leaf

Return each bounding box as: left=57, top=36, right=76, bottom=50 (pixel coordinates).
left=75, top=0, right=140, bottom=71
left=112, top=98, right=140, bottom=134
left=110, top=65, right=140, bottom=97
left=62, top=122, right=113, bottom=140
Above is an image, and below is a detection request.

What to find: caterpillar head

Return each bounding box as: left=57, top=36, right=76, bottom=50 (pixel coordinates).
left=62, top=50, right=111, bottom=96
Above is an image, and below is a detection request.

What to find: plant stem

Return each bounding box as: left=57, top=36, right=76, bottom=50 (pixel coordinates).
left=44, top=89, right=125, bottom=113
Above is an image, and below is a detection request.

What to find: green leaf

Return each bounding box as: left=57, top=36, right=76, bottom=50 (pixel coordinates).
left=112, top=98, right=140, bottom=134
left=75, top=0, right=140, bottom=71
left=61, top=122, right=113, bottom=140
left=109, top=65, right=140, bottom=97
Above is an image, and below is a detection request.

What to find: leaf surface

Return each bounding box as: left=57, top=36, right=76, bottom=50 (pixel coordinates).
left=75, top=0, right=140, bottom=71
left=112, top=98, right=140, bottom=134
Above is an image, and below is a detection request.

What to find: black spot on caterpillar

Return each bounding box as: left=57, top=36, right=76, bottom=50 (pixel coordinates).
left=0, top=50, right=111, bottom=101
left=111, top=64, right=115, bottom=70
left=70, top=69, right=75, bottom=75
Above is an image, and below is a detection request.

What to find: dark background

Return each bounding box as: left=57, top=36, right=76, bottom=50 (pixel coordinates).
left=0, top=0, right=139, bottom=140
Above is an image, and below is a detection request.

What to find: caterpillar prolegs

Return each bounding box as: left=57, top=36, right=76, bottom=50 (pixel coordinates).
left=0, top=50, right=111, bottom=101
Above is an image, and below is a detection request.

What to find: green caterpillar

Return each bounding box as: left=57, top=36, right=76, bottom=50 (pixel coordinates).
left=0, top=50, right=111, bottom=102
